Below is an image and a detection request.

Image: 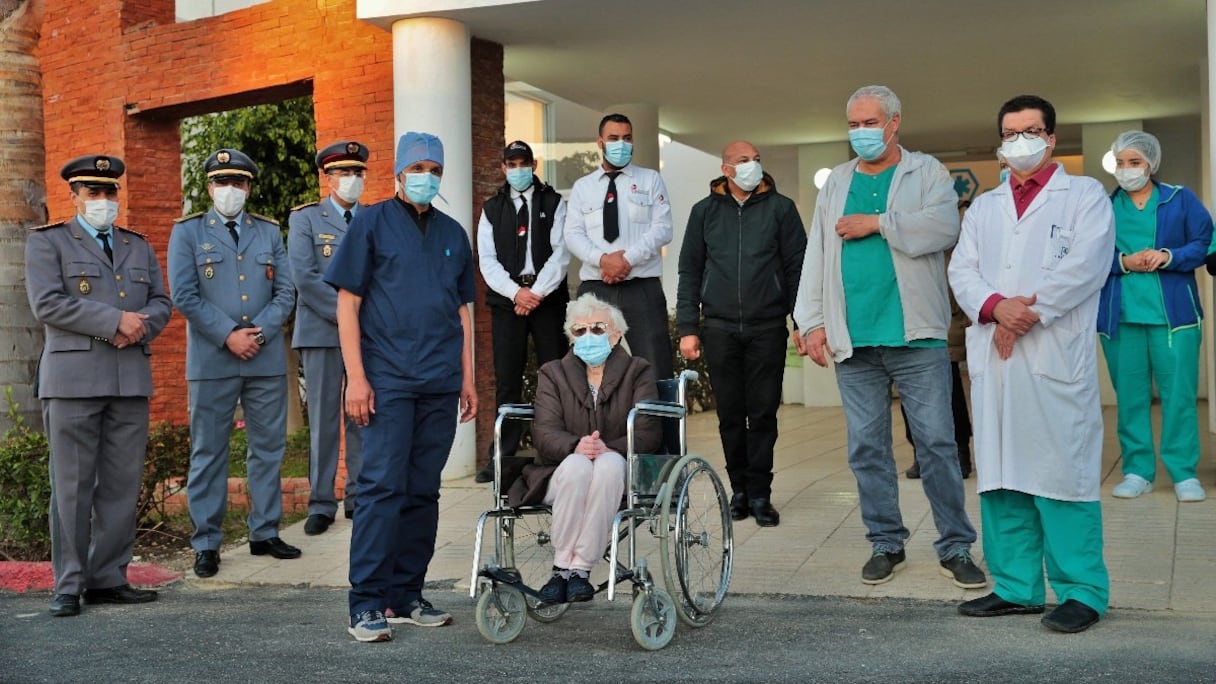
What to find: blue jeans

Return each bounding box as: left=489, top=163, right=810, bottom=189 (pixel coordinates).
left=835, top=346, right=976, bottom=560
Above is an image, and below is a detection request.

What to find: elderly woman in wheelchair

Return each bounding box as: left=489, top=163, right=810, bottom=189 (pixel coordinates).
left=505, top=293, right=662, bottom=605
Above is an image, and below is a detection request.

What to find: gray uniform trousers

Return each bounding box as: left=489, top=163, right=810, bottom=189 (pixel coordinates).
left=301, top=347, right=362, bottom=518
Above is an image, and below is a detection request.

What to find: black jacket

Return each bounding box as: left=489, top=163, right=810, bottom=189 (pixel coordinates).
left=676, top=173, right=807, bottom=336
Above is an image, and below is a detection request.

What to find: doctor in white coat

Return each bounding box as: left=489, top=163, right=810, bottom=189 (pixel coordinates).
left=948, top=95, right=1114, bottom=634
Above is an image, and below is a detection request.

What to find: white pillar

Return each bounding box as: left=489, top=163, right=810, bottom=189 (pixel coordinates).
left=392, top=17, right=476, bottom=479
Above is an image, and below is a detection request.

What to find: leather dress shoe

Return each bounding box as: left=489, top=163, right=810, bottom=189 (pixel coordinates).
left=473, top=461, right=495, bottom=484
left=84, top=584, right=158, bottom=604
left=751, top=498, right=780, bottom=527
left=49, top=593, right=81, bottom=617
left=958, top=592, right=1045, bottom=617
left=1041, top=599, right=1100, bottom=633
left=250, top=537, right=302, bottom=559
left=194, top=550, right=220, bottom=578
left=729, top=493, right=749, bottom=521
left=344, top=508, right=354, bottom=520
left=304, top=513, right=334, bottom=536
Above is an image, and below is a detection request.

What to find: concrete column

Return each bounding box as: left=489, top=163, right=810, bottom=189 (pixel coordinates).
left=391, top=17, right=475, bottom=479
left=1081, top=120, right=1141, bottom=195
left=605, top=103, right=660, bottom=171
left=794, top=142, right=850, bottom=407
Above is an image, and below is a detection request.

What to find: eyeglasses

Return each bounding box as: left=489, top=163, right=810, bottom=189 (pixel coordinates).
left=1000, top=127, right=1047, bottom=142
left=570, top=322, right=609, bottom=337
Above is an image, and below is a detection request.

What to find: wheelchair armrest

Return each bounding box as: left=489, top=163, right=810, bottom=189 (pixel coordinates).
left=631, top=400, right=686, bottom=419
left=497, top=404, right=535, bottom=418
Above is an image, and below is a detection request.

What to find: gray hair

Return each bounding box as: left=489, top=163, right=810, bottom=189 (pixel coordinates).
left=847, top=85, right=901, bottom=119
left=563, top=293, right=628, bottom=342
left=1111, top=130, right=1161, bottom=174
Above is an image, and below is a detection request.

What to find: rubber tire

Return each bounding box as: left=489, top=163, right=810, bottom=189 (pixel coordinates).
left=630, top=586, right=678, bottom=651
left=475, top=585, right=528, bottom=645
left=659, top=454, right=733, bottom=627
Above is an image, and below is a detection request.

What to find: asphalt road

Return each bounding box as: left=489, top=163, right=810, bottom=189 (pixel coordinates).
left=3, top=587, right=1215, bottom=683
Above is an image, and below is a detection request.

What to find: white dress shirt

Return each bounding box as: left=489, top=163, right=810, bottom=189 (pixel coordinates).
left=564, top=164, right=673, bottom=281
left=476, top=184, right=570, bottom=301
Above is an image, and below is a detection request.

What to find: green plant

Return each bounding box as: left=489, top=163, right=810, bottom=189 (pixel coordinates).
left=668, top=314, right=714, bottom=412
left=138, top=422, right=192, bottom=532
left=0, top=387, right=51, bottom=561
left=228, top=423, right=310, bottom=478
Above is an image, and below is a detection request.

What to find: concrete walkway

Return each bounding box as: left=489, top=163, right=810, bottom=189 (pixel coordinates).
left=192, top=403, right=1216, bottom=613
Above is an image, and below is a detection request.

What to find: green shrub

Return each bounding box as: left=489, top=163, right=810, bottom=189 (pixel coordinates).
left=140, top=422, right=192, bottom=525
left=227, top=423, right=310, bottom=478
left=0, top=388, right=51, bottom=561
left=668, top=314, right=715, bottom=412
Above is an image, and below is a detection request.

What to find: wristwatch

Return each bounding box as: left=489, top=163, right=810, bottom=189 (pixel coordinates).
left=254, top=331, right=267, bottom=346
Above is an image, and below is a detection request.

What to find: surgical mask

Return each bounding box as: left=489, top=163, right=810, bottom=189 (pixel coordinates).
left=81, top=199, right=118, bottom=231
left=404, top=172, right=441, bottom=205
left=506, top=167, right=534, bottom=193
left=730, top=161, right=763, bottom=192
left=573, top=332, right=612, bottom=367
left=603, top=140, right=633, bottom=168
left=335, top=175, right=365, bottom=204
left=1114, top=167, right=1150, bottom=193
left=999, top=168, right=1010, bottom=184
left=212, top=185, right=247, bottom=217
left=848, top=122, right=891, bottom=162
left=999, top=135, right=1049, bottom=173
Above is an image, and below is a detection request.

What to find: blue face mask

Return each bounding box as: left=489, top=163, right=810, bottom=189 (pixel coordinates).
left=404, top=172, right=441, bottom=205
left=506, top=167, right=533, bottom=193
left=999, top=168, right=1011, bottom=184
left=573, top=332, right=612, bottom=367
left=603, top=140, right=633, bottom=168
left=848, top=122, right=891, bottom=162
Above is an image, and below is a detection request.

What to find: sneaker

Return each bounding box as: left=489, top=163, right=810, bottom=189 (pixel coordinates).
left=537, top=575, right=568, bottom=604
left=905, top=463, right=921, bottom=479
left=348, top=610, right=392, bottom=642
left=861, top=549, right=906, bottom=585
left=566, top=574, right=595, bottom=603
left=1111, top=474, right=1152, bottom=499
left=940, top=551, right=988, bottom=589
left=1174, top=478, right=1207, bottom=502
left=386, top=598, right=452, bottom=627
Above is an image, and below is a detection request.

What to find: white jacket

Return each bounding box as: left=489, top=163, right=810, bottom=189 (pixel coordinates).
left=948, top=165, right=1115, bottom=501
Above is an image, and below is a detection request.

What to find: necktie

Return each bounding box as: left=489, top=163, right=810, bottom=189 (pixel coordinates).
left=603, top=172, right=620, bottom=243
left=516, top=195, right=529, bottom=273
left=99, top=232, right=113, bottom=263
left=226, top=220, right=239, bottom=245
left=343, top=209, right=352, bottom=225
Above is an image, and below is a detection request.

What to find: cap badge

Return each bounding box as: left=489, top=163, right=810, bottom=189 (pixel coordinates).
left=95, top=158, right=110, bottom=171
left=217, top=151, right=231, bottom=164
left=346, top=143, right=359, bottom=154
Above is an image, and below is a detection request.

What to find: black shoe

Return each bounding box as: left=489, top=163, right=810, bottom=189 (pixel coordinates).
left=49, top=594, right=80, bottom=617
left=1041, top=599, right=1100, bottom=633
left=193, top=550, right=220, bottom=578
left=566, top=574, right=595, bottom=603
left=249, top=537, right=302, bottom=559
left=905, top=463, right=921, bottom=479
left=729, top=493, right=749, bottom=521
left=304, top=514, right=334, bottom=536
left=344, top=508, right=354, bottom=520
left=84, top=584, right=158, bottom=604
left=473, top=461, right=495, bottom=484
left=750, top=498, right=780, bottom=527
left=958, top=592, right=1045, bottom=617
left=939, top=552, right=987, bottom=589
left=861, top=549, right=906, bottom=584
left=537, top=575, right=567, bottom=604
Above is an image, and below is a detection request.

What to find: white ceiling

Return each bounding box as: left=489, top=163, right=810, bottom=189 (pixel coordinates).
left=363, top=0, right=1207, bottom=160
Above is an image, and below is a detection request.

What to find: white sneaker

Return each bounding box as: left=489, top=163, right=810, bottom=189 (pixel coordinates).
left=1174, top=478, right=1206, bottom=502
left=1112, top=474, right=1153, bottom=499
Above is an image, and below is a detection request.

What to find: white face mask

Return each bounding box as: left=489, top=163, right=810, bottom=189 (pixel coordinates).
left=212, top=185, right=248, bottom=217
left=730, top=161, right=763, bottom=192
left=335, top=175, right=365, bottom=204
left=999, top=135, right=1049, bottom=173
left=81, top=199, right=119, bottom=231
left=1114, top=167, right=1150, bottom=193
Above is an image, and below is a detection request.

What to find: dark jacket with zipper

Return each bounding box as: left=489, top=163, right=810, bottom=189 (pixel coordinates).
left=676, top=173, right=807, bottom=337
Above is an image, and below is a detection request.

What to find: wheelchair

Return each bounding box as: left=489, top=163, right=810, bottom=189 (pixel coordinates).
left=468, top=370, right=734, bottom=650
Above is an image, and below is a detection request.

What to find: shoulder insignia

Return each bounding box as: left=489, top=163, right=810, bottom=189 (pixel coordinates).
left=174, top=212, right=204, bottom=223
left=291, top=201, right=319, bottom=212
left=115, top=225, right=148, bottom=240
left=29, top=220, right=67, bottom=232
left=250, top=212, right=280, bottom=226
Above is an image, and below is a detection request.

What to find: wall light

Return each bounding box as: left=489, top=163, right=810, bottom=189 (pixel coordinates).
left=813, top=167, right=832, bottom=190
left=1101, top=150, right=1116, bottom=175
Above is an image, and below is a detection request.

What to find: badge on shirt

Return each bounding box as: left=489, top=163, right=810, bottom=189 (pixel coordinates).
left=201, top=243, right=215, bottom=252
left=516, top=225, right=527, bottom=237
left=78, top=278, right=91, bottom=295
left=266, top=265, right=275, bottom=280
left=204, top=265, right=215, bottom=279
left=322, top=244, right=332, bottom=257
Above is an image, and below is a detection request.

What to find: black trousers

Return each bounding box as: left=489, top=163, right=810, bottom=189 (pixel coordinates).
left=902, top=360, right=972, bottom=472
left=702, top=325, right=787, bottom=501
left=489, top=295, right=568, bottom=459
left=577, top=277, right=673, bottom=381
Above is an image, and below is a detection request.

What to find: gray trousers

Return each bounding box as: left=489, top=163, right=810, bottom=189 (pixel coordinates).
left=187, top=375, right=287, bottom=550
left=45, top=396, right=148, bottom=594
left=300, top=347, right=362, bottom=518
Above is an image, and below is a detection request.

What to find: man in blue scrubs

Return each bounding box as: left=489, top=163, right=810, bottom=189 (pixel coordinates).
left=325, top=132, right=477, bottom=643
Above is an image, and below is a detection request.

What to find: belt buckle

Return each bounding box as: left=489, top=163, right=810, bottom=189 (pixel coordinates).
left=518, top=274, right=536, bottom=287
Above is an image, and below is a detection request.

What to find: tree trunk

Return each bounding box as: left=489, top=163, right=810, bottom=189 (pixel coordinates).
left=0, top=0, right=47, bottom=432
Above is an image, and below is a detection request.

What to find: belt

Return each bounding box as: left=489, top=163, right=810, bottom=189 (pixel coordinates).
left=517, top=274, right=536, bottom=287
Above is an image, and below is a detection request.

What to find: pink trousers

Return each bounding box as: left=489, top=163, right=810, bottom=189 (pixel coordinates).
left=543, top=451, right=627, bottom=571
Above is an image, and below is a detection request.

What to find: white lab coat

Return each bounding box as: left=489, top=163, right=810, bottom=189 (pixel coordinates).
left=948, top=165, right=1115, bottom=502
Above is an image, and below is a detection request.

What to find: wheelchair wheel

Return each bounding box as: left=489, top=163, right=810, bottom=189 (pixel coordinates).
left=659, top=455, right=733, bottom=627
left=475, top=584, right=528, bottom=644
left=629, top=587, right=677, bottom=651
left=497, top=510, right=570, bottom=622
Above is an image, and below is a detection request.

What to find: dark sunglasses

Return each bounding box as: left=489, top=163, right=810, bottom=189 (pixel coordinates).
left=570, top=322, right=609, bottom=337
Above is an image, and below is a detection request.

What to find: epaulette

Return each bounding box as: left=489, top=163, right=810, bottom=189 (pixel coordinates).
left=250, top=212, right=280, bottom=226
left=28, top=220, right=67, bottom=232
left=174, top=212, right=204, bottom=223
left=291, top=201, right=319, bottom=212
left=115, top=225, right=148, bottom=240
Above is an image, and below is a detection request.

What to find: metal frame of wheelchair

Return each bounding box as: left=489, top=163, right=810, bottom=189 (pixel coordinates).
left=469, top=370, right=734, bottom=650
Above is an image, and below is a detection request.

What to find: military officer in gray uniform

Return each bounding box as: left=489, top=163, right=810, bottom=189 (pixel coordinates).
left=167, top=148, right=300, bottom=578
left=26, top=154, right=173, bottom=617
left=289, top=141, right=368, bottom=535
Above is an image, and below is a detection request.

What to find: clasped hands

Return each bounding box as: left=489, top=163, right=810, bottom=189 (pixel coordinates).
left=992, top=294, right=1039, bottom=360
left=513, top=287, right=543, bottom=316
left=112, top=311, right=150, bottom=349
left=599, top=251, right=632, bottom=285
left=575, top=430, right=609, bottom=460
left=1122, top=249, right=1169, bottom=273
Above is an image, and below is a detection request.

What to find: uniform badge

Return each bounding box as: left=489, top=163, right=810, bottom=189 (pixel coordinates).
left=78, top=279, right=91, bottom=295
left=201, top=243, right=215, bottom=252
left=204, top=265, right=215, bottom=279
left=346, top=142, right=360, bottom=154
left=95, top=158, right=110, bottom=171
left=322, top=244, right=332, bottom=257
left=266, top=265, right=274, bottom=280
left=217, top=151, right=231, bottom=164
